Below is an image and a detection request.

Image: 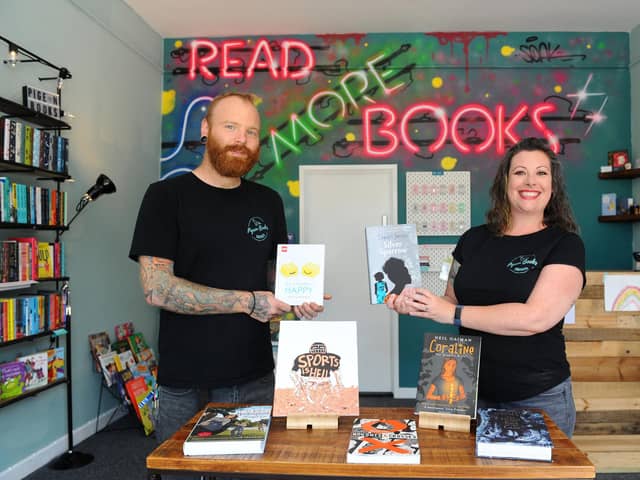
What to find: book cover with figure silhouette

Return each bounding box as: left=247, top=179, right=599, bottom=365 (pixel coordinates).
left=475, top=408, right=553, bottom=462
left=415, top=333, right=481, bottom=418
left=183, top=405, right=272, bottom=456
left=346, top=418, right=420, bottom=464
left=274, top=244, right=325, bottom=305
left=365, top=224, right=420, bottom=304
left=273, top=320, right=359, bottom=417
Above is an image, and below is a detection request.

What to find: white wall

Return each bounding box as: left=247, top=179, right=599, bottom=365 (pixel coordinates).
left=0, top=0, right=161, bottom=477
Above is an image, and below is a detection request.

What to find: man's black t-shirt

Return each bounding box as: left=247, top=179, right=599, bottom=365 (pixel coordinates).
left=129, top=173, right=287, bottom=388
left=453, top=225, right=585, bottom=402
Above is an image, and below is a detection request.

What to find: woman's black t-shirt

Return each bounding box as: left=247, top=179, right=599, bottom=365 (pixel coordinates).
left=453, top=225, right=585, bottom=402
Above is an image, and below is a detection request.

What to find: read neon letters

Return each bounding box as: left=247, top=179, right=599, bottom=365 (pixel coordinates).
left=188, top=39, right=315, bottom=80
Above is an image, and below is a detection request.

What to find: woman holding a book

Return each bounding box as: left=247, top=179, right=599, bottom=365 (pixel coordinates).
left=386, top=137, right=585, bottom=438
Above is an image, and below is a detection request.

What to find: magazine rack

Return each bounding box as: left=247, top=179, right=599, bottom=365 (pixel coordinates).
left=285, top=414, right=338, bottom=430
left=418, top=411, right=471, bottom=432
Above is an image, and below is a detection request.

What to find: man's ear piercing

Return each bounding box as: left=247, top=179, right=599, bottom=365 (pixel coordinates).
left=200, top=135, right=207, bottom=144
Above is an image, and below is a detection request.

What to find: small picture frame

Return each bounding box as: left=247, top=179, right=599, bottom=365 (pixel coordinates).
left=608, top=150, right=629, bottom=170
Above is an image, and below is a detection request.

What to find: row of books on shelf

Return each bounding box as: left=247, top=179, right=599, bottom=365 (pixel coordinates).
left=0, top=346, right=65, bottom=401
left=88, top=327, right=157, bottom=435
left=1, top=238, right=65, bottom=283
left=0, top=292, right=66, bottom=342
left=0, top=118, right=68, bottom=173
left=182, top=406, right=552, bottom=463
left=0, top=178, right=68, bottom=226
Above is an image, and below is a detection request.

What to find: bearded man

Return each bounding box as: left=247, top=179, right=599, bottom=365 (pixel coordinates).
left=129, top=93, right=324, bottom=447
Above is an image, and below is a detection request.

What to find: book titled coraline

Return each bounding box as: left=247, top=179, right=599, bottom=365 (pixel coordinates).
left=183, top=405, right=272, bottom=456
left=475, top=408, right=553, bottom=462
left=274, top=244, right=325, bottom=305
left=365, top=224, right=420, bottom=304
left=346, top=418, right=420, bottom=464
left=415, top=333, right=481, bottom=418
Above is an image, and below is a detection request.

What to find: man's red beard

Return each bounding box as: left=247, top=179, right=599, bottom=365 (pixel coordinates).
left=206, top=136, right=260, bottom=178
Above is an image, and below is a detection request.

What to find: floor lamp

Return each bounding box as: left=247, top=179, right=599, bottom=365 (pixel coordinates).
left=49, top=174, right=116, bottom=470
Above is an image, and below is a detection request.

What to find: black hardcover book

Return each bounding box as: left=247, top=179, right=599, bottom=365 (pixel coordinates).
left=475, top=408, right=553, bottom=462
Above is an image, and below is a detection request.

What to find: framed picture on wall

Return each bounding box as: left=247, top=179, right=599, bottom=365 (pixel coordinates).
left=608, top=150, right=629, bottom=170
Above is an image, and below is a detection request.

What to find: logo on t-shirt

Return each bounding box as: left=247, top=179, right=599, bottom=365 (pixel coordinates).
left=506, top=254, right=538, bottom=274
left=247, top=216, right=269, bottom=241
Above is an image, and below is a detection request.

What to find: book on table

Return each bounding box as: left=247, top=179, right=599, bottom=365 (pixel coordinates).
left=475, top=408, right=553, bottom=462
left=365, top=224, right=421, bottom=304
left=274, top=243, right=325, bottom=305
left=346, top=418, right=420, bottom=464
left=183, top=405, right=272, bottom=456
left=415, top=332, right=482, bottom=419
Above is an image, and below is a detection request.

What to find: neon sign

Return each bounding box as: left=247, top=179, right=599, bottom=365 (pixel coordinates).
left=363, top=102, right=559, bottom=156
left=268, top=50, right=409, bottom=164
left=188, top=38, right=315, bottom=80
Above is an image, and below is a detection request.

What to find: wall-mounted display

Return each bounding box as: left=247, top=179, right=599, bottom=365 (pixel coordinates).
left=406, top=171, right=470, bottom=236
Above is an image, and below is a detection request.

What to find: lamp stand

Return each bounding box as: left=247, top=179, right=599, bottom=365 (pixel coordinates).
left=48, top=284, right=94, bottom=470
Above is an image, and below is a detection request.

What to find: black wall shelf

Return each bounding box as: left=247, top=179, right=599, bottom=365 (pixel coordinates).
left=598, top=168, right=640, bottom=180
left=598, top=214, right=640, bottom=223
left=0, top=96, right=70, bottom=130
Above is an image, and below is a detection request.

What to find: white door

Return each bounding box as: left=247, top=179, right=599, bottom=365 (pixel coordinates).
left=299, top=165, right=398, bottom=393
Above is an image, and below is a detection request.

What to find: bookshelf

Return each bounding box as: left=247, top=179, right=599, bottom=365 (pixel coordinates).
left=0, top=96, right=70, bottom=408
left=0, top=34, right=93, bottom=469
left=598, top=167, right=640, bottom=223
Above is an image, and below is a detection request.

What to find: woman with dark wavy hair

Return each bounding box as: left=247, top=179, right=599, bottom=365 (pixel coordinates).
left=387, top=137, right=585, bottom=437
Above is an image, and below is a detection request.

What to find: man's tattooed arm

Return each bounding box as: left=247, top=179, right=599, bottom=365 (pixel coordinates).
left=139, top=255, right=252, bottom=316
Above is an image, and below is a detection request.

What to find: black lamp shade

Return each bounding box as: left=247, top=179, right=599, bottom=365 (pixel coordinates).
left=85, top=174, right=116, bottom=201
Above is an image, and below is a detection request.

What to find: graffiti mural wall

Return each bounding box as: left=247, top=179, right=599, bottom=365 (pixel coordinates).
left=162, top=31, right=630, bottom=271
left=162, top=32, right=630, bottom=389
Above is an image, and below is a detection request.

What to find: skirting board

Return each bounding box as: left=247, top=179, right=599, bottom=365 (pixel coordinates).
left=0, top=406, right=127, bottom=480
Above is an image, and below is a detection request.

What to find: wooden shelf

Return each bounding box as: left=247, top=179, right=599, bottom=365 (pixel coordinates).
left=598, top=168, right=640, bottom=179
left=0, top=96, right=70, bottom=130
left=598, top=214, right=640, bottom=223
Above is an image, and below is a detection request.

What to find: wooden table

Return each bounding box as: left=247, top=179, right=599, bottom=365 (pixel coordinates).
left=147, top=405, right=596, bottom=479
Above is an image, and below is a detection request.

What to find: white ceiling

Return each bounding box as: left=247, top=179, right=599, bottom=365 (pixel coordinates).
left=122, top=0, right=640, bottom=38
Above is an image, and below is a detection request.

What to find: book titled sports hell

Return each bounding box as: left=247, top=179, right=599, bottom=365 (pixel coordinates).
left=475, top=408, right=553, bottom=462
left=365, top=224, right=420, bottom=304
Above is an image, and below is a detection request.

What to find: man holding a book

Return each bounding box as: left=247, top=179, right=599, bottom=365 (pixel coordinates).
left=129, top=92, right=325, bottom=452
